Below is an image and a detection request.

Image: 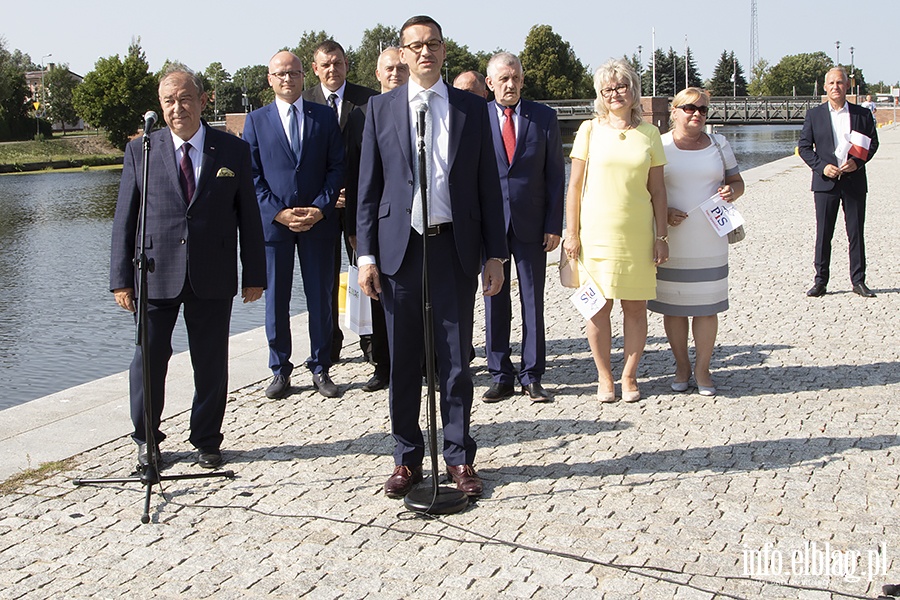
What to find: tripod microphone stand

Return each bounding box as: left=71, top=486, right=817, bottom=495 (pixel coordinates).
left=74, top=113, right=235, bottom=524
left=403, top=103, right=469, bottom=516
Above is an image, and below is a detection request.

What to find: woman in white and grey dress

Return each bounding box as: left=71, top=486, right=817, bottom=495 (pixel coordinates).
left=648, top=87, right=744, bottom=397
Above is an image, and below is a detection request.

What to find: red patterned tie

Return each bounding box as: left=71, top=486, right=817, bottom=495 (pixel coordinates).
left=179, top=142, right=195, bottom=204
left=502, top=106, right=516, bottom=164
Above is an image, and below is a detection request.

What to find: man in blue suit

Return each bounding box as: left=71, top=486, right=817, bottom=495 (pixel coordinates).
left=302, top=40, right=378, bottom=364
left=481, top=52, right=565, bottom=404
left=243, top=51, right=345, bottom=399
left=357, top=15, right=508, bottom=499
left=110, top=64, right=266, bottom=470
left=799, top=66, right=879, bottom=298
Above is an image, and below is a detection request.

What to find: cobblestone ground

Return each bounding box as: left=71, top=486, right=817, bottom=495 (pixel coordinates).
left=1, top=128, right=898, bottom=599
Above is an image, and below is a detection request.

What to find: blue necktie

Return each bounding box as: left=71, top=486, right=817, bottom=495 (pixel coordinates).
left=289, top=105, right=301, bottom=162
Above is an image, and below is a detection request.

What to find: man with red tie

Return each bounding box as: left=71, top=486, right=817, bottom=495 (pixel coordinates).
left=481, top=52, right=565, bottom=404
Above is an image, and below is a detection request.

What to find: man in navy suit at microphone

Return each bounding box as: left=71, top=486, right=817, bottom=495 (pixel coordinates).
left=356, top=15, right=507, bottom=499
left=110, top=63, right=266, bottom=471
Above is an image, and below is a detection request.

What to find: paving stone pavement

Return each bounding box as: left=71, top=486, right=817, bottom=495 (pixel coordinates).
left=1, top=126, right=899, bottom=599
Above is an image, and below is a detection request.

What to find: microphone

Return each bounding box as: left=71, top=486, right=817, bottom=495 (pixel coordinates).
left=142, top=111, right=158, bottom=137
left=415, top=103, right=428, bottom=141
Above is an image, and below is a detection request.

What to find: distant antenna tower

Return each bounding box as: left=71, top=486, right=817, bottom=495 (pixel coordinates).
left=750, top=0, right=759, bottom=69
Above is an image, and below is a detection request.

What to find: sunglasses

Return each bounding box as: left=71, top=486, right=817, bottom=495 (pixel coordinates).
left=678, top=103, right=709, bottom=116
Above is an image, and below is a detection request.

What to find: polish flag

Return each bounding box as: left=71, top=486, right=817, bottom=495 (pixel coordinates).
left=848, top=131, right=872, bottom=161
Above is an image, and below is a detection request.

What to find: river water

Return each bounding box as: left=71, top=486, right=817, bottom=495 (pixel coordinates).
left=0, top=124, right=802, bottom=410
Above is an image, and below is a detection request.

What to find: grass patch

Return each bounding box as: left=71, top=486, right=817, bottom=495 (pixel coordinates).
left=0, top=134, right=123, bottom=167
left=0, top=458, right=77, bottom=494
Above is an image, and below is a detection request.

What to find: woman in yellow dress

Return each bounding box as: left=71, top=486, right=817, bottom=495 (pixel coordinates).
left=563, top=59, right=668, bottom=403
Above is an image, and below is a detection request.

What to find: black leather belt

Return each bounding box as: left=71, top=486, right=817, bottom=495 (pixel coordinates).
left=425, top=222, right=453, bottom=236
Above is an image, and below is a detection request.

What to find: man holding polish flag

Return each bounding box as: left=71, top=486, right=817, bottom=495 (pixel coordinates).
left=798, top=66, right=879, bottom=298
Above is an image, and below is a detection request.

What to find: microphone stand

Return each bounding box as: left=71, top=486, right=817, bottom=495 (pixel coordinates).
left=403, top=104, right=469, bottom=515
left=74, top=123, right=235, bottom=524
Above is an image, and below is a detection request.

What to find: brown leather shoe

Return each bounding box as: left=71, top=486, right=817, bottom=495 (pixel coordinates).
left=446, top=464, right=483, bottom=497
left=384, top=465, right=423, bottom=498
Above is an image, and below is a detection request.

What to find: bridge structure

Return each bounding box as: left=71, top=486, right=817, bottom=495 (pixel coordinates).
left=544, top=96, right=823, bottom=126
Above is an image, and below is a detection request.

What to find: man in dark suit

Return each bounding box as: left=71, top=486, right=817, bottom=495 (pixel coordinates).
left=302, top=40, right=378, bottom=364
left=481, top=52, right=565, bottom=404
left=243, top=51, right=345, bottom=399
left=357, top=15, right=508, bottom=499
left=344, top=47, right=410, bottom=393
left=799, top=66, right=879, bottom=298
left=110, top=64, right=266, bottom=470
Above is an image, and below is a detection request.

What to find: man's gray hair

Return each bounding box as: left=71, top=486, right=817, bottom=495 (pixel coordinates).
left=486, top=52, right=523, bottom=79
left=160, top=62, right=204, bottom=94
left=828, top=66, right=850, bottom=83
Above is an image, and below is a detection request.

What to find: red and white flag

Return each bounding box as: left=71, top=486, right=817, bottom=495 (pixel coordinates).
left=848, top=130, right=872, bottom=161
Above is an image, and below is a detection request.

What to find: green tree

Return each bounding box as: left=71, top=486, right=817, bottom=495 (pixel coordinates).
left=74, top=39, right=157, bottom=149
left=765, top=51, right=833, bottom=96
left=346, top=24, right=399, bottom=91
left=0, top=38, right=33, bottom=140
left=443, top=38, right=483, bottom=84
left=520, top=24, right=593, bottom=100
left=201, top=62, right=245, bottom=118
left=643, top=48, right=673, bottom=97
left=291, top=30, right=333, bottom=87
left=747, top=58, right=770, bottom=96
left=43, top=63, right=80, bottom=133
left=708, top=51, right=748, bottom=97
left=234, top=64, right=270, bottom=112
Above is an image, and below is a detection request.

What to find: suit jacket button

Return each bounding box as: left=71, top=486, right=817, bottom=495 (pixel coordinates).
left=405, top=208, right=411, bottom=214
left=407, top=180, right=413, bottom=185
left=180, top=239, right=186, bottom=244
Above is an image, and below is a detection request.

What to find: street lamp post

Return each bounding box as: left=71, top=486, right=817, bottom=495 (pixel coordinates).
left=38, top=53, right=52, bottom=136
left=835, top=41, right=840, bottom=65
left=850, top=46, right=857, bottom=97
left=637, top=45, right=642, bottom=94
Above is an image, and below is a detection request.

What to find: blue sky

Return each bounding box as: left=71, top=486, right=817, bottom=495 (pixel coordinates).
left=6, top=0, right=895, bottom=87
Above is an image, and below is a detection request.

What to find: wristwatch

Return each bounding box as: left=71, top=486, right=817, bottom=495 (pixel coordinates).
left=656, top=235, right=668, bottom=243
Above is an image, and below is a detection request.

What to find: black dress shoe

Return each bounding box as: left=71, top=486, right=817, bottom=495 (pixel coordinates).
left=522, top=382, right=552, bottom=403
left=482, top=382, right=515, bottom=403
left=806, top=283, right=827, bottom=297
left=312, top=371, right=340, bottom=398
left=384, top=464, right=423, bottom=498
left=852, top=282, right=876, bottom=298
left=362, top=372, right=389, bottom=392
left=197, top=449, right=222, bottom=469
left=137, top=442, right=160, bottom=469
left=265, top=374, right=291, bottom=399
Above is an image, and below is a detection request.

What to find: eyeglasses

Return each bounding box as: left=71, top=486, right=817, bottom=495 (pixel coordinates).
left=678, top=103, right=709, bottom=116
left=599, top=83, right=629, bottom=98
left=402, top=39, right=443, bottom=54
left=269, top=70, right=303, bottom=81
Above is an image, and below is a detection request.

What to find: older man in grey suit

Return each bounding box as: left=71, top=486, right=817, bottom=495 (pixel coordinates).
left=111, top=64, right=266, bottom=470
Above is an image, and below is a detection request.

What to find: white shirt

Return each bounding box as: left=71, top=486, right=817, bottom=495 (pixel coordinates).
left=171, top=126, right=205, bottom=190
left=274, top=97, right=305, bottom=148
left=828, top=101, right=851, bottom=152
left=407, top=78, right=452, bottom=225
left=320, top=81, right=346, bottom=121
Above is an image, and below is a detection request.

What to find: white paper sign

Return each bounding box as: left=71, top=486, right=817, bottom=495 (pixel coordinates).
left=569, top=278, right=605, bottom=320
left=699, top=194, right=745, bottom=238
left=834, top=136, right=851, bottom=165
